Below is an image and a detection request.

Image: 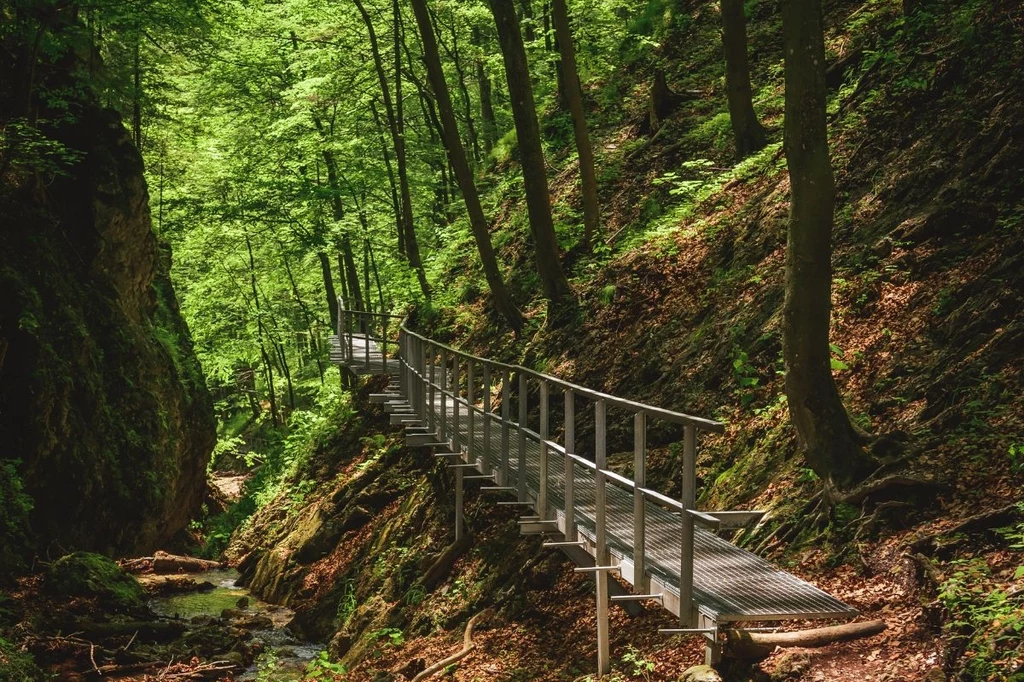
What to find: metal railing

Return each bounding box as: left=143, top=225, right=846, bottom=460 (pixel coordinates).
left=394, top=320, right=725, bottom=634
left=335, top=298, right=405, bottom=375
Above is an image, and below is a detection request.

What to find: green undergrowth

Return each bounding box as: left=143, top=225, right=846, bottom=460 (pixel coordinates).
left=0, top=636, right=46, bottom=682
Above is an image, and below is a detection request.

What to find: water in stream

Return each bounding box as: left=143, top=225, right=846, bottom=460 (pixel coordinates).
left=148, top=569, right=322, bottom=681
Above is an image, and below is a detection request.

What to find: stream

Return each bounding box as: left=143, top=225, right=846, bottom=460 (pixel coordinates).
left=147, top=569, right=322, bottom=681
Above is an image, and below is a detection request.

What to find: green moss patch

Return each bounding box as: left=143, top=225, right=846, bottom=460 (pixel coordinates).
left=46, top=551, right=145, bottom=610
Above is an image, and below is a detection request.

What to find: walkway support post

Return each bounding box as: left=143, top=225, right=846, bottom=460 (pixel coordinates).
left=594, top=398, right=610, bottom=677
left=427, top=343, right=436, bottom=432
left=452, top=356, right=461, bottom=453
left=680, top=424, right=697, bottom=628
left=455, top=464, right=464, bottom=541
left=439, top=348, right=448, bottom=444
left=538, top=379, right=549, bottom=519
left=467, top=360, right=476, bottom=464
left=517, top=372, right=528, bottom=502
left=633, top=411, right=648, bottom=592
left=500, top=371, right=511, bottom=487
left=482, top=364, right=492, bottom=476
left=564, top=389, right=576, bottom=542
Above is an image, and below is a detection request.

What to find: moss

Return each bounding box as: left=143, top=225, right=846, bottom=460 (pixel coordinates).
left=0, top=637, right=46, bottom=682
left=46, top=551, right=145, bottom=610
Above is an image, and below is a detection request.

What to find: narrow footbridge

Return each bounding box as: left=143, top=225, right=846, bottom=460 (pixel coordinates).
left=330, top=307, right=856, bottom=674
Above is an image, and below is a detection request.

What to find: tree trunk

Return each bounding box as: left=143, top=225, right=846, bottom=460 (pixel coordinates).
left=368, top=99, right=406, bottom=255
left=519, top=0, right=536, bottom=42
left=721, top=0, right=767, bottom=160
left=411, top=0, right=524, bottom=334
left=725, top=620, right=886, bottom=659
left=355, top=0, right=431, bottom=299
left=781, top=0, right=870, bottom=487
left=437, top=8, right=482, bottom=166
left=282, top=246, right=326, bottom=383
left=473, top=27, right=498, bottom=156
left=317, top=251, right=339, bottom=335
left=244, top=230, right=279, bottom=426
left=487, top=0, right=573, bottom=311
left=132, top=33, right=142, bottom=150
left=551, top=0, right=600, bottom=250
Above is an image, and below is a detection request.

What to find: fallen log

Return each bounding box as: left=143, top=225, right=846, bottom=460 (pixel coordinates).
left=409, top=609, right=492, bottom=682
left=152, top=551, right=223, bottom=574
left=725, top=620, right=886, bottom=659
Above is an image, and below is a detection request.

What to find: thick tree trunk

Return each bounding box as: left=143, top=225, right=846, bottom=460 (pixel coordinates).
left=781, top=0, right=870, bottom=487
left=411, top=0, right=525, bottom=334
left=721, top=0, right=766, bottom=160
left=487, top=0, right=573, bottom=310
left=355, top=0, right=431, bottom=299
left=551, top=0, right=600, bottom=250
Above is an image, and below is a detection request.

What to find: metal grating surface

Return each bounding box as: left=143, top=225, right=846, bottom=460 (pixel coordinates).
left=425, top=390, right=856, bottom=623
left=329, top=334, right=401, bottom=376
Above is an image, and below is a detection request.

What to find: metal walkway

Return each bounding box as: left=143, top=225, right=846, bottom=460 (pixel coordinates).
left=332, top=307, right=857, bottom=673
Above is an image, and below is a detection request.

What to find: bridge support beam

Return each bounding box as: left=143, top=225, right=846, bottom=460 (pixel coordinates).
left=455, top=465, right=464, bottom=541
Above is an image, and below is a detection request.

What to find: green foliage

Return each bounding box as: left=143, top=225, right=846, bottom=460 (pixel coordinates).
left=371, top=627, right=404, bottom=647
left=0, top=119, right=84, bottom=178
left=620, top=645, right=655, bottom=680
left=1008, top=444, right=1024, bottom=474
left=306, top=650, right=347, bottom=679
left=0, top=637, right=46, bottom=682
left=46, top=552, right=146, bottom=609
left=732, top=349, right=760, bottom=407
left=0, top=460, right=32, bottom=576
left=939, top=557, right=1024, bottom=680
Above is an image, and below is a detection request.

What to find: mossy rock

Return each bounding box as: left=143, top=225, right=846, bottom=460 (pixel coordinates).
left=46, top=551, right=145, bottom=609
left=0, top=636, right=46, bottom=682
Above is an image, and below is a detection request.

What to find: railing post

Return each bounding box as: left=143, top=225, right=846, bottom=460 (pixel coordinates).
left=633, top=411, right=648, bottom=592
left=467, top=359, right=476, bottom=465
left=564, top=389, right=576, bottom=542
left=482, top=364, right=492, bottom=476
left=439, top=348, right=448, bottom=444
left=500, top=371, right=511, bottom=487
left=363, top=312, right=370, bottom=370
left=538, top=379, right=549, bottom=520
left=381, top=316, right=389, bottom=374
left=594, top=398, right=610, bottom=677
left=680, top=424, right=697, bottom=627
left=517, top=372, right=528, bottom=502
left=452, top=356, right=461, bottom=454
left=427, top=343, right=436, bottom=432
left=417, top=337, right=426, bottom=422
left=347, top=310, right=354, bottom=362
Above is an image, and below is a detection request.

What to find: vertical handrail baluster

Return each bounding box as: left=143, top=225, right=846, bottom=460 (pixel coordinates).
left=517, top=372, right=528, bottom=502
left=594, top=398, right=610, bottom=676
left=467, top=360, right=476, bottom=465
left=680, top=424, right=697, bottom=627
left=633, top=411, right=648, bottom=592
left=500, top=371, right=511, bottom=487
left=452, top=356, right=461, bottom=454
left=538, top=379, right=549, bottom=520
left=564, top=389, right=576, bottom=542
left=439, top=348, right=448, bottom=445
left=482, top=364, right=492, bottom=477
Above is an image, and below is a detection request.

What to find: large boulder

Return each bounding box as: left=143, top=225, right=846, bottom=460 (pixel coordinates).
left=46, top=551, right=146, bottom=610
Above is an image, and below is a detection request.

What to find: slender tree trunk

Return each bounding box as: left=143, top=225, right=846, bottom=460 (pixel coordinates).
left=519, top=0, right=536, bottom=42
left=275, top=342, right=295, bottom=411
left=781, top=0, right=869, bottom=488
left=488, top=0, right=573, bottom=311
left=473, top=27, right=498, bottom=155
left=279, top=242, right=325, bottom=383
left=551, top=0, right=600, bottom=250
left=368, top=99, right=405, bottom=255
left=722, top=0, right=766, bottom=160
left=317, top=251, right=339, bottom=335
left=355, top=0, right=430, bottom=299
left=443, top=10, right=482, bottom=165
left=411, top=0, right=525, bottom=334
left=244, top=230, right=279, bottom=426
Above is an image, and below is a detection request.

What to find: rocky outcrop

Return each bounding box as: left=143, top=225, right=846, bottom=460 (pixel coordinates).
left=0, top=68, right=215, bottom=570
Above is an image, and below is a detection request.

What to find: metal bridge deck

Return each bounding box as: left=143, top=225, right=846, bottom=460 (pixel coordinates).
left=429, top=393, right=856, bottom=623
left=329, top=334, right=401, bottom=376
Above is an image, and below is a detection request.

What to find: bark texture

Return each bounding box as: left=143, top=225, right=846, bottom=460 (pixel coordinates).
left=487, top=0, right=573, bottom=308
left=721, top=0, right=767, bottom=159
left=781, top=0, right=870, bottom=487
left=410, top=0, right=524, bottom=333
left=551, top=0, right=600, bottom=249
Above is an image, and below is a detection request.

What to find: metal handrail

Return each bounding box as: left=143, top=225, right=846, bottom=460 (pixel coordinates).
left=396, top=322, right=724, bottom=433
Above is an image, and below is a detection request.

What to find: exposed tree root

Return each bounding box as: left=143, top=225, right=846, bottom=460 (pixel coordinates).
left=908, top=501, right=1023, bottom=556
left=724, top=620, right=887, bottom=659
left=420, top=534, right=473, bottom=591
left=409, top=609, right=493, bottom=682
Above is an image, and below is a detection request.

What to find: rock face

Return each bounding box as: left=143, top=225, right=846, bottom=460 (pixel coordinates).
left=0, top=90, right=215, bottom=569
